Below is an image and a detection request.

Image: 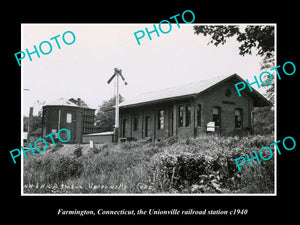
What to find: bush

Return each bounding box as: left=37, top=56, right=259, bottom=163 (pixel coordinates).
left=149, top=135, right=274, bottom=193
left=52, top=142, right=64, bottom=152
left=158, top=136, right=178, bottom=147
left=24, top=154, right=83, bottom=189
left=149, top=144, right=223, bottom=192
left=120, top=141, right=141, bottom=150
left=73, top=146, right=83, bottom=158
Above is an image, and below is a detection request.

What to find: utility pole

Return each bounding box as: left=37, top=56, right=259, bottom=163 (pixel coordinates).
left=28, top=107, right=33, bottom=145
left=107, top=68, right=127, bottom=143
left=23, top=88, right=31, bottom=145
left=115, top=73, right=119, bottom=138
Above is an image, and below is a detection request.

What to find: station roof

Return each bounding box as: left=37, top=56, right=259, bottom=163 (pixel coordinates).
left=119, top=74, right=272, bottom=108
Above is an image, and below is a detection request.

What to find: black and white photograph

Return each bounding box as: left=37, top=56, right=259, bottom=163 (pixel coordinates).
left=21, top=23, right=276, bottom=195
left=4, top=4, right=298, bottom=222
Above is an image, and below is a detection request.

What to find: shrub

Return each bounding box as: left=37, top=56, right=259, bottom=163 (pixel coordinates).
left=149, top=144, right=222, bottom=192
left=156, top=136, right=178, bottom=147
left=120, top=141, right=141, bottom=150
left=149, top=135, right=274, bottom=193
left=73, top=146, right=83, bottom=158
left=91, top=147, right=100, bottom=154
left=52, top=142, right=64, bottom=152
left=24, top=154, right=83, bottom=189
left=50, top=155, right=83, bottom=181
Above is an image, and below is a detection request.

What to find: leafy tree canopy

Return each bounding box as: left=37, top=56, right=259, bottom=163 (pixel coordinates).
left=23, top=116, right=42, bottom=132
left=193, top=25, right=274, bottom=58
left=95, top=95, right=124, bottom=133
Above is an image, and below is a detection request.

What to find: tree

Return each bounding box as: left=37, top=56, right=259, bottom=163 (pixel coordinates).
left=259, top=54, right=275, bottom=105
left=95, top=95, right=124, bottom=133
left=23, top=115, right=42, bottom=132
left=194, top=25, right=275, bottom=134
left=193, top=25, right=274, bottom=58
left=193, top=25, right=275, bottom=101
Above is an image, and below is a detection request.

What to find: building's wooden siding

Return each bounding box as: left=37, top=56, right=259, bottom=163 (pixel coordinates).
left=82, top=133, right=113, bottom=144
left=42, top=106, right=83, bottom=143
left=82, top=108, right=96, bottom=134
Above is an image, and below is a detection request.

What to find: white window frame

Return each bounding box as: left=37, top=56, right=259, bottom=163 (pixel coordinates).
left=66, top=113, right=72, bottom=123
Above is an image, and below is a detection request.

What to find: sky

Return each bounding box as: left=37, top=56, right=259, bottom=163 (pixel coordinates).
left=22, top=24, right=269, bottom=116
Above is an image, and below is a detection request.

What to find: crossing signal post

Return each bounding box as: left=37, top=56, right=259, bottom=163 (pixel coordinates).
left=107, top=68, right=127, bottom=143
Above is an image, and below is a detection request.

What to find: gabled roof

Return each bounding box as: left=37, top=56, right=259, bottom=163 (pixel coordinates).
left=68, top=98, right=90, bottom=108
left=119, top=74, right=272, bottom=108
left=44, top=98, right=80, bottom=107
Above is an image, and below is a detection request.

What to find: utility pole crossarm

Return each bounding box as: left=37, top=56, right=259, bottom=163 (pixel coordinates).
left=106, top=68, right=128, bottom=143
left=107, top=74, right=116, bottom=84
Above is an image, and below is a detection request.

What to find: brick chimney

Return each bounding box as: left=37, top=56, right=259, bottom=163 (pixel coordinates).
left=77, top=98, right=81, bottom=106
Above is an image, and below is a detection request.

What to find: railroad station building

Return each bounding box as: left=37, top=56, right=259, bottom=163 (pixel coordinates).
left=119, top=74, right=272, bottom=141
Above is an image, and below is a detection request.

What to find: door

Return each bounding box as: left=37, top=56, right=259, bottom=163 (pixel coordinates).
left=145, top=116, right=151, bottom=137
left=63, top=111, right=75, bottom=143
left=122, top=119, right=127, bottom=138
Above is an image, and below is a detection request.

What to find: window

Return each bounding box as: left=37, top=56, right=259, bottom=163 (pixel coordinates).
left=145, top=117, right=150, bottom=137
left=158, top=110, right=164, bottom=129
left=235, top=109, right=243, bottom=129
left=196, top=104, right=202, bottom=127
left=178, top=106, right=184, bottom=127
left=133, top=114, right=139, bottom=131
left=185, top=105, right=191, bottom=127
left=66, top=113, right=72, bottom=123
left=212, top=107, right=221, bottom=127
left=225, top=89, right=232, bottom=97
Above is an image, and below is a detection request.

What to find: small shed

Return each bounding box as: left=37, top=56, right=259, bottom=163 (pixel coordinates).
left=82, top=131, right=114, bottom=144
left=42, top=98, right=95, bottom=144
